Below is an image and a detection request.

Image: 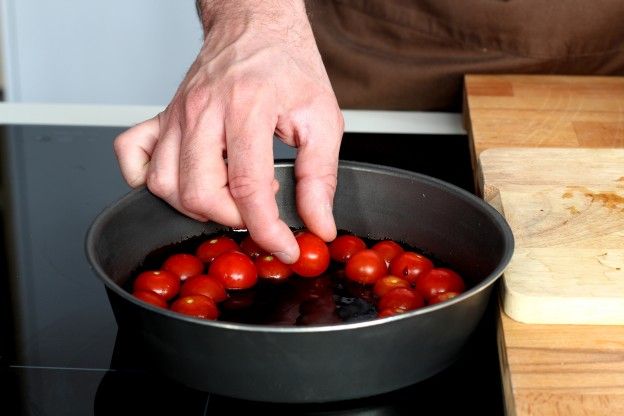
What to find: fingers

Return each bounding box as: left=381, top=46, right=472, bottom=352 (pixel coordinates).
left=225, top=99, right=299, bottom=264
left=113, top=116, right=160, bottom=188
left=178, top=112, right=244, bottom=227
left=145, top=126, right=209, bottom=220
left=294, top=111, right=343, bottom=242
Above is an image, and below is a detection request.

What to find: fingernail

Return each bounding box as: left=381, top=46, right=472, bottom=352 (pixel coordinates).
left=273, top=251, right=295, bottom=264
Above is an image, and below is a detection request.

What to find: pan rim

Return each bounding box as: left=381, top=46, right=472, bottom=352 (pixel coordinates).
left=85, top=160, right=514, bottom=334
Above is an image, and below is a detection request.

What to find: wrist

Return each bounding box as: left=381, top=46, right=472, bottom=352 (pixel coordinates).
left=196, top=0, right=308, bottom=36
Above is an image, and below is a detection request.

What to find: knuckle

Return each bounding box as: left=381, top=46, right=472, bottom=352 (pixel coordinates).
left=228, top=174, right=261, bottom=203
left=319, top=171, right=338, bottom=195
left=227, top=78, right=262, bottom=108
left=179, top=188, right=215, bottom=215
left=299, top=170, right=338, bottom=196
left=180, top=88, right=209, bottom=127
left=146, top=171, right=175, bottom=198
left=335, top=108, right=345, bottom=132
left=113, top=131, right=131, bottom=156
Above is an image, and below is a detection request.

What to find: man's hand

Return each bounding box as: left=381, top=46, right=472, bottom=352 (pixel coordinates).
left=114, top=0, right=344, bottom=264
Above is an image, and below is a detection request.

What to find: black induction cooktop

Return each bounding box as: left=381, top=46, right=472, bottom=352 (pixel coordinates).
left=0, top=124, right=502, bottom=415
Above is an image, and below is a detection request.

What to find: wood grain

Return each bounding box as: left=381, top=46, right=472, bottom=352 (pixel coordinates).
left=465, top=75, right=624, bottom=154
left=499, top=311, right=624, bottom=416
left=465, top=74, right=624, bottom=416
left=481, top=148, right=624, bottom=324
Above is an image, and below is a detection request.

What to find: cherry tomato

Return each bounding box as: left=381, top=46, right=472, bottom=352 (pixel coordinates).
left=372, top=240, right=404, bottom=268
left=345, top=249, right=386, bottom=285
left=209, top=251, right=258, bottom=290
left=329, top=235, right=367, bottom=263
left=428, top=291, right=461, bottom=305
left=170, top=295, right=219, bottom=320
left=180, top=274, right=227, bottom=302
left=373, top=275, right=411, bottom=298
left=378, top=287, right=424, bottom=312
left=389, top=251, right=433, bottom=285
left=133, top=270, right=180, bottom=300
left=415, top=268, right=465, bottom=301
left=162, top=253, right=204, bottom=281
left=195, top=236, right=239, bottom=263
left=133, top=290, right=168, bottom=308
left=255, top=255, right=293, bottom=281
left=377, top=308, right=406, bottom=318
left=291, top=231, right=330, bottom=278
left=240, top=235, right=268, bottom=259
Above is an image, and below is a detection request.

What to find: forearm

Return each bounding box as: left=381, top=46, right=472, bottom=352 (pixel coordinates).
left=195, top=0, right=308, bottom=36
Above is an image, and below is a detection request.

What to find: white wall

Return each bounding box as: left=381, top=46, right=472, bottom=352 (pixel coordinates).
left=1, top=0, right=203, bottom=104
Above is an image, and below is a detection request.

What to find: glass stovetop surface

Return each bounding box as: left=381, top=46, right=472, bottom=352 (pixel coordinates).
left=0, top=124, right=502, bottom=415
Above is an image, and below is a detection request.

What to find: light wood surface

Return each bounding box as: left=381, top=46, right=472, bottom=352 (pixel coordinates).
left=465, top=75, right=624, bottom=154
left=481, top=148, right=624, bottom=324
left=465, top=75, right=624, bottom=416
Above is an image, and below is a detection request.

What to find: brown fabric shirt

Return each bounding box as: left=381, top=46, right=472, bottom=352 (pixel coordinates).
left=306, top=0, right=624, bottom=110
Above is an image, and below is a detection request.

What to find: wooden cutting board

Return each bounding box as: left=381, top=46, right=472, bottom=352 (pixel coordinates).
left=480, top=147, right=624, bottom=324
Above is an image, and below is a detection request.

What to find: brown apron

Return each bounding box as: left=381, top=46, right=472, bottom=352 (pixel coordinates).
left=306, top=0, right=624, bottom=111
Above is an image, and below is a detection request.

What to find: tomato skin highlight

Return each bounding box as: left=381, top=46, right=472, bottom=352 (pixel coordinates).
left=180, top=274, right=228, bottom=302
left=195, top=236, right=239, bottom=263
left=162, top=253, right=204, bottom=281
left=291, top=232, right=330, bottom=278
left=378, top=288, right=424, bottom=312
left=377, top=307, right=406, bottom=318
left=415, top=268, right=465, bottom=301
left=171, top=295, right=219, bottom=319
left=209, top=251, right=258, bottom=290
left=389, top=252, right=434, bottom=285
left=133, top=270, right=180, bottom=300
left=240, top=235, right=268, bottom=259
left=345, top=249, right=387, bottom=285
left=371, top=240, right=404, bottom=268
left=428, top=291, right=461, bottom=305
left=373, top=276, right=411, bottom=298
left=133, top=290, right=168, bottom=308
left=255, top=255, right=293, bottom=281
left=329, top=235, right=367, bottom=263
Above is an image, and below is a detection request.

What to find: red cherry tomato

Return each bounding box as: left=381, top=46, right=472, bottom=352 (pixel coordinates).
left=255, top=255, right=293, bottom=281
left=240, top=235, right=268, bottom=259
left=133, top=290, right=168, bottom=308
left=373, top=275, right=411, bottom=298
left=378, top=287, right=424, bottom=312
left=180, top=274, right=228, bottom=303
left=372, top=240, right=404, bottom=268
left=209, top=251, right=258, bottom=290
left=133, top=270, right=180, bottom=300
left=162, top=253, right=204, bottom=281
left=428, top=291, right=461, bottom=305
left=329, top=235, right=367, bottom=263
left=345, top=249, right=386, bottom=285
left=389, top=252, right=433, bottom=285
left=195, top=236, right=239, bottom=263
left=415, top=268, right=465, bottom=301
left=291, top=232, right=330, bottom=278
left=170, top=295, right=219, bottom=319
left=377, top=307, right=406, bottom=318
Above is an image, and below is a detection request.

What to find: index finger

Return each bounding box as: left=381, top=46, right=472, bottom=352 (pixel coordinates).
left=225, top=102, right=299, bottom=264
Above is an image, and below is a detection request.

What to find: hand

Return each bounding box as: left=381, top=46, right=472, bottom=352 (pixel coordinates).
left=113, top=0, right=344, bottom=263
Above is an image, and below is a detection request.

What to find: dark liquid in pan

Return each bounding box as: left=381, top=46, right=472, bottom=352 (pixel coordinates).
left=125, top=230, right=454, bottom=326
